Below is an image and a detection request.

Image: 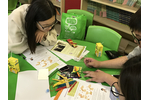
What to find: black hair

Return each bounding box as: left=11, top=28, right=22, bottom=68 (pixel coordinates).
left=129, top=7, right=141, bottom=32
left=120, top=55, right=141, bottom=100
left=25, top=0, right=56, bottom=53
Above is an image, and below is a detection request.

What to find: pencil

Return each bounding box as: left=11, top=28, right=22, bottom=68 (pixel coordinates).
left=68, top=81, right=77, bottom=93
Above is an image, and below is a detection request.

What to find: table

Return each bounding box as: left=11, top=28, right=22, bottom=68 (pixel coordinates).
left=8, top=39, right=121, bottom=100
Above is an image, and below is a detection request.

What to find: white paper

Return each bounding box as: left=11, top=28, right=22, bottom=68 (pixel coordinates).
left=73, top=79, right=109, bottom=100
left=46, top=42, right=75, bottom=62
left=23, top=45, right=59, bottom=70
left=58, top=88, right=73, bottom=100
left=73, top=50, right=90, bottom=62
left=51, top=40, right=86, bottom=58
left=45, top=45, right=72, bottom=62
left=15, top=71, right=51, bottom=100
left=23, top=45, right=66, bottom=75
left=46, top=41, right=88, bottom=62
left=38, top=69, right=48, bottom=80
left=58, top=79, right=111, bottom=100
left=45, top=45, right=54, bottom=51
left=52, top=51, right=73, bottom=62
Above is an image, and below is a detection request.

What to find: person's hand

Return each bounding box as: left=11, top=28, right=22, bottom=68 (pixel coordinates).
left=84, top=58, right=100, bottom=68
left=83, top=69, right=109, bottom=83
left=35, top=30, right=48, bottom=43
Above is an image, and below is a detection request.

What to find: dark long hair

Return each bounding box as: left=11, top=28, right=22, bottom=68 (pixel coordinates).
left=25, top=0, right=56, bottom=53
left=120, top=55, right=141, bottom=100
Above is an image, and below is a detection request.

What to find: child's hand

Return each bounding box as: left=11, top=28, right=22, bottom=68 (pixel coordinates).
left=84, top=58, right=100, bottom=68
left=35, top=30, right=47, bottom=43
left=83, top=69, right=109, bottom=83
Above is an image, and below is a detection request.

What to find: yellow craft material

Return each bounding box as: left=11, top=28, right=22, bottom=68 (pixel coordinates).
left=8, top=57, right=20, bottom=74
left=74, top=66, right=80, bottom=77
left=95, top=43, right=103, bottom=57
left=53, top=73, right=72, bottom=87
left=65, top=79, right=70, bottom=88
left=52, top=78, right=72, bottom=87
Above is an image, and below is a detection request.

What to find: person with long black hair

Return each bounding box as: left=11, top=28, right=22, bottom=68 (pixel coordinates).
left=117, top=55, right=141, bottom=100
left=8, top=0, right=58, bottom=54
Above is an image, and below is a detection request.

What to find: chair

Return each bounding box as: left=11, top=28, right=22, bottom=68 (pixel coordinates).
left=85, top=26, right=122, bottom=51
left=8, top=0, right=20, bottom=15
left=67, top=9, right=94, bottom=39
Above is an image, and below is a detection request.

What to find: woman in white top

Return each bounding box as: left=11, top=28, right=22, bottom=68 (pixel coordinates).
left=8, top=0, right=58, bottom=54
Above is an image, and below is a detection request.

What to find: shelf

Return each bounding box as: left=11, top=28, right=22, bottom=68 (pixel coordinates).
left=93, top=15, right=131, bottom=35
left=91, top=0, right=139, bottom=13
left=51, top=0, right=61, bottom=8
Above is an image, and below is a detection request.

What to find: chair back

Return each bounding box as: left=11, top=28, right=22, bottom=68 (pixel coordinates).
left=8, top=0, right=19, bottom=15
left=85, top=26, right=122, bottom=51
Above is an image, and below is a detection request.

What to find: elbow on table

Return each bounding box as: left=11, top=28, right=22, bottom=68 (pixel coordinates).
left=8, top=47, right=28, bottom=54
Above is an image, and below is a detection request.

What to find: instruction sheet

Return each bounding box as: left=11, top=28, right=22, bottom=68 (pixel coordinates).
left=51, top=40, right=86, bottom=58
left=23, top=45, right=66, bottom=75
left=57, top=79, right=111, bottom=100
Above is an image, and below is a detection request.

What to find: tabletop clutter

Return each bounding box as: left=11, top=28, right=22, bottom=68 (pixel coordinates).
left=8, top=39, right=112, bottom=100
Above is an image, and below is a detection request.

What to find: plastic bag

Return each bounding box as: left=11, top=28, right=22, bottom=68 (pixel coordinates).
left=59, top=13, right=87, bottom=40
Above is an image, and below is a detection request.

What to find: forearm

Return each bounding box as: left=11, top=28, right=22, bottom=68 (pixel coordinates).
left=8, top=41, right=28, bottom=54
left=104, top=74, right=120, bottom=92
left=98, top=56, right=128, bottom=69
left=8, top=34, right=28, bottom=54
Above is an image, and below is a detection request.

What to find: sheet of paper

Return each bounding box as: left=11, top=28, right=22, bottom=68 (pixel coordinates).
left=38, top=69, right=48, bottom=80
left=58, top=79, right=111, bottom=100
left=51, top=51, right=73, bottom=62
left=73, top=50, right=89, bottom=62
left=46, top=41, right=73, bottom=62
left=45, top=45, right=54, bottom=51
left=23, top=45, right=66, bottom=75
left=74, top=79, right=111, bottom=100
left=15, top=71, right=50, bottom=100
left=46, top=40, right=88, bottom=62
left=68, top=82, right=79, bottom=96
left=51, top=40, right=86, bottom=58
left=58, top=88, right=73, bottom=100
left=102, top=85, right=113, bottom=100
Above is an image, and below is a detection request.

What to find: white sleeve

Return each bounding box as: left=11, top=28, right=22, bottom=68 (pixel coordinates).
left=40, top=29, right=57, bottom=46
left=8, top=19, right=28, bottom=54
left=127, top=46, right=141, bottom=59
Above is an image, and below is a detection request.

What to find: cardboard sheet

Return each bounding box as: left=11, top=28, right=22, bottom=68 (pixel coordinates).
left=15, top=71, right=51, bottom=100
